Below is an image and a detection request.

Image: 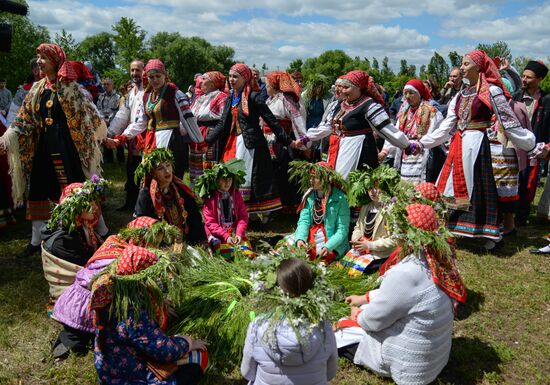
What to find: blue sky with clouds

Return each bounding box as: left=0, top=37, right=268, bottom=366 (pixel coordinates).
left=27, top=0, right=550, bottom=71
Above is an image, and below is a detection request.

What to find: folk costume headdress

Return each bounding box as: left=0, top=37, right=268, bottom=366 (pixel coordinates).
left=47, top=176, right=110, bottom=249
left=230, top=63, right=260, bottom=116
left=194, top=159, right=246, bottom=199
left=36, top=43, right=77, bottom=83
left=202, top=71, right=227, bottom=92
left=90, top=245, right=187, bottom=329
left=465, top=49, right=510, bottom=111
left=266, top=71, right=301, bottom=102
left=404, top=79, right=432, bottom=101
left=340, top=70, right=385, bottom=106
left=347, top=164, right=401, bottom=207
left=381, top=197, right=466, bottom=303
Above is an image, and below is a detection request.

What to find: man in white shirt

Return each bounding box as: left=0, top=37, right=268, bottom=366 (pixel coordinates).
left=106, top=60, right=145, bottom=211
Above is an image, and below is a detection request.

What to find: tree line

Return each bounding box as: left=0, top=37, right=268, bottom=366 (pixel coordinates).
left=1, top=8, right=549, bottom=97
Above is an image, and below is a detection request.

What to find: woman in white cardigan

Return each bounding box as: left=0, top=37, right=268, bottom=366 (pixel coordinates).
left=335, top=202, right=466, bottom=385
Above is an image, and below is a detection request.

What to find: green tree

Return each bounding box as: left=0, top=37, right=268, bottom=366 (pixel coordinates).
left=427, top=51, right=449, bottom=87
left=0, top=12, right=49, bottom=89
left=448, top=51, right=462, bottom=68
left=149, top=33, right=234, bottom=88
left=419, top=64, right=427, bottom=79
left=380, top=56, right=394, bottom=83
left=372, top=57, right=380, bottom=71
left=301, top=50, right=353, bottom=84
left=476, top=41, right=512, bottom=60
left=112, top=17, right=146, bottom=69
left=287, top=58, right=303, bottom=73
left=513, top=56, right=530, bottom=73
left=54, top=28, right=77, bottom=59
left=74, top=32, right=116, bottom=74
left=399, top=59, right=409, bottom=76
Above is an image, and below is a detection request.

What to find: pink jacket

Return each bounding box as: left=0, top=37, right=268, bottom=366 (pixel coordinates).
left=203, top=189, right=248, bottom=242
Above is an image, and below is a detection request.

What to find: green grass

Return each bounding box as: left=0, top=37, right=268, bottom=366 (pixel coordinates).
left=0, top=164, right=549, bottom=384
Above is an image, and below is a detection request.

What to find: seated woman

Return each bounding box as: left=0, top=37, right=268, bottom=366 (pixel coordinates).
left=241, top=257, right=338, bottom=385
left=338, top=165, right=401, bottom=276
left=286, top=161, right=350, bottom=264
left=134, top=148, right=207, bottom=247
left=41, top=176, right=109, bottom=303
left=51, top=216, right=178, bottom=359
left=195, top=159, right=253, bottom=259
left=335, top=203, right=466, bottom=385
left=91, top=245, right=208, bottom=385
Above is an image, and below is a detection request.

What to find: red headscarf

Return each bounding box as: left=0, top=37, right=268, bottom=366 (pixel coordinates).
left=404, top=79, right=432, bottom=101
left=128, top=216, right=159, bottom=229
left=341, top=70, right=385, bottom=106
left=415, top=182, right=441, bottom=202
left=266, top=71, right=301, bottom=102
left=406, top=203, right=439, bottom=231
left=144, top=59, right=166, bottom=75
left=115, top=245, right=159, bottom=275
left=230, top=63, right=260, bottom=116
left=465, top=49, right=510, bottom=111
left=203, top=71, right=227, bottom=92
left=36, top=43, right=77, bottom=83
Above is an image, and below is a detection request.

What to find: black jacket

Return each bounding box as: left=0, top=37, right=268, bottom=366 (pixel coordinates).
left=513, top=89, right=550, bottom=143
left=206, top=91, right=292, bottom=153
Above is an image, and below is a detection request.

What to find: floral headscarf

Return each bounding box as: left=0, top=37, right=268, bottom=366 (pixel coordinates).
left=36, top=43, right=77, bottom=83
left=465, top=49, right=510, bottom=111
left=340, top=70, right=385, bottom=106
left=230, top=63, right=260, bottom=116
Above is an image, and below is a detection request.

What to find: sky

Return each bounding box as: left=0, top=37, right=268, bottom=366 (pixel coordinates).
left=27, top=0, right=550, bottom=71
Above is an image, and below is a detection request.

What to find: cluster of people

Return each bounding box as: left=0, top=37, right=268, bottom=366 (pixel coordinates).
left=0, top=41, right=549, bottom=384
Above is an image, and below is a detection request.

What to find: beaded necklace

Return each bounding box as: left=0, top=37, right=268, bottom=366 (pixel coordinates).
left=145, top=84, right=167, bottom=115
left=312, top=190, right=327, bottom=225
left=43, top=79, right=57, bottom=131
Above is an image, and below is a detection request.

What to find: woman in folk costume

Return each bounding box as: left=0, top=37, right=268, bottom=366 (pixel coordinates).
left=379, top=79, right=445, bottom=185
left=0, top=43, right=107, bottom=257
left=111, top=59, right=202, bottom=179
left=338, top=165, right=401, bottom=276
left=189, top=71, right=228, bottom=188
left=51, top=216, right=178, bottom=359
left=91, top=246, right=208, bottom=385
left=293, top=70, right=410, bottom=179
left=134, top=148, right=207, bottom=247
left=205, top=63, right=297, bottom=216
left=263, top=71, right=308, bottom=211
left=194, top=159, right=253, bottom=260
left=335, top=203, right=466, bottom=385
left=286, top=161, right=349, bottom=264
left=414, top=49, right=536, bottom=250
left=0, top=113, right=15, bottom=229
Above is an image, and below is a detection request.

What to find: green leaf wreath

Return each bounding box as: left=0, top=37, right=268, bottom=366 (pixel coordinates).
left=193, top=159, right=246, bottom=199
left=288, top=160, right=347, bottom=195
left=47, top=175, right=111, bottom=233
left=117, top=221, right=179, bottom=247
left=347, top=164, right=401, bottom=207
left=134, top=148, right=174, bottom=184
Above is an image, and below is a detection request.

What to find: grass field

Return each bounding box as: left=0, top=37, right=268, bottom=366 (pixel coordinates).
left=0, top=163, right=549, bottom=385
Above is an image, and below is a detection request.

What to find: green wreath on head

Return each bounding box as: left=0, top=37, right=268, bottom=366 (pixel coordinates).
left=117, top=221, right=179, bottom=247
left=288, top=160, right=347, bottom=195
left=194, top=159, right=246, bottom=199
left=134, top=148, right=175, bottom=185
left=347, top=164, right=401, bottom=207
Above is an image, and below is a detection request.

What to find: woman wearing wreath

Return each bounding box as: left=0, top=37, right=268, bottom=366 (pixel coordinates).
left=134, top=148, right=207, bottom=247
left=0, top=43, right=107, bottom=257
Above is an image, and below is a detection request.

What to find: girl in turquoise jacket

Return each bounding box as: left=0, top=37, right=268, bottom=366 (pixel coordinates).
left=289, top=161, right=350, bottom=263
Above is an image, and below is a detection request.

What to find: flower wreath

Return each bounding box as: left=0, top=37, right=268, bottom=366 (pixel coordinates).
left=47, top=175, right=110, bottom=233
left=194, top=159, right=246, bottom=199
